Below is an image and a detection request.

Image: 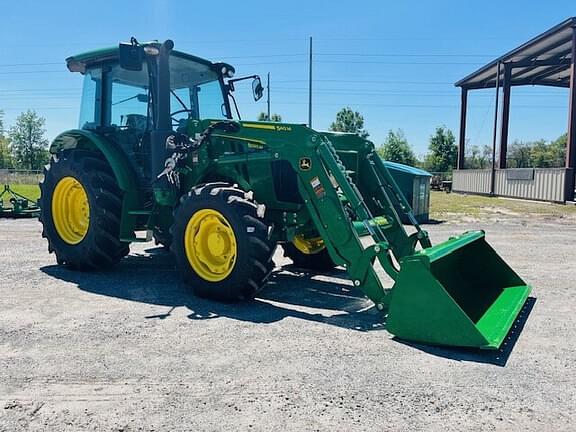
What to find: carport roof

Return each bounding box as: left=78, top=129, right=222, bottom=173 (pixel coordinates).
left=455, top=17, right=576, bottom=89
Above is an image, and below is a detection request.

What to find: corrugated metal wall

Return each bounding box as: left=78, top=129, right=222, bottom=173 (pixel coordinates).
left=452, top=170, right=491, bottom=194
left=495, top=169, right=566, bottom=202
left=453, top=169, right=569, bottom=202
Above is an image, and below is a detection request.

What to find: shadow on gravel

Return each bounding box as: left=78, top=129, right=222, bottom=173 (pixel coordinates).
left=420, top=218, right=444, bottom=225
left=394, top=297, right=536, bottom=367
left=40, top=248, right=386, bottom=333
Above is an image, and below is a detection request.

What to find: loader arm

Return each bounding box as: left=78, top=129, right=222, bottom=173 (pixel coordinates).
left=196, top=122, right=431, bottom=309
left=197, top=120, right=532, bottom=349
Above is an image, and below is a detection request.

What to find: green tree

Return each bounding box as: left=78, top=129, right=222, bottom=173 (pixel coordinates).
left=507, top=140, right=532, bottom=168
left=529, top=139, right=554, bottom=168
left=423, top=126, right=457, bottom=172
left=8, top=110, right=50, bottom=170
left=258, top=112, right=282, bottom=122
left=465, top=145, right=492, bottom=169
left=329, top=107, right=369, bottom=138
left=0, top=136, right=13, bottom=169
left=549, top=133, right=567, bottom=167
left=505, top=135, right=566, bottom=168
left=377, top=129, right=417, bottom=166
left=0, top=110, right=14, bottom=169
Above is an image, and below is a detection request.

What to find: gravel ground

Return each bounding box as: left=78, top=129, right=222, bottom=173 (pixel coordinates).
left=0, top=216, right=574, bottom=431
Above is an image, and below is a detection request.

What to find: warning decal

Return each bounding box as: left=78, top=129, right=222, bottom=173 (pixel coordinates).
left=310, top=176, right=326, bottom=199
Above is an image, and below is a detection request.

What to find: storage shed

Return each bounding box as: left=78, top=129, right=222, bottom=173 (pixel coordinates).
left=384, top=161, right=432, bottom=223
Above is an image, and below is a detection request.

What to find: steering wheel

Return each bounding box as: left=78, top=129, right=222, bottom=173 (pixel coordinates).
left=170, top=109, right=195, bottom=125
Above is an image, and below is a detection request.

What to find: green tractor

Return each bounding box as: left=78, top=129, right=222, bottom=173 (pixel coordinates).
left=39, top=39, right=531, bottom=349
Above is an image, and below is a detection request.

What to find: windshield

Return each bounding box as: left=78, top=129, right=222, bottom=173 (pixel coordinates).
left=168, top=56, right=228, bottom=122
left=79, top=54, right=228, bottom=131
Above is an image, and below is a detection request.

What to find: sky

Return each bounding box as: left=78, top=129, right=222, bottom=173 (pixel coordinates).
left=0, top=1, right=575, bottom=157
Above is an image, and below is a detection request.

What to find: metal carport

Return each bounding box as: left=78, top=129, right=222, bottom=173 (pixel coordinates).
left=455, top=17, right=576, bottom=202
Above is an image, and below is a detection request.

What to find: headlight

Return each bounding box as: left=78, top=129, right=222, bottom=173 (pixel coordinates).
left=221, top=66, right=234, bottom=78
left=144, top=46, right=160, bottom=56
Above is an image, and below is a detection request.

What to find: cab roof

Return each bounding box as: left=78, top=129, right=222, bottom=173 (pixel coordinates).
left=66, top=42, right=224, bottom=74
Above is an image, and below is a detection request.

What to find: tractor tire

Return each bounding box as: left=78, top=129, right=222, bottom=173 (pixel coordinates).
left=171, top=182, right=275, bottom=302
left=282, top=242, right=336, bottom=271
left=39, top=150, right=129, bottom=269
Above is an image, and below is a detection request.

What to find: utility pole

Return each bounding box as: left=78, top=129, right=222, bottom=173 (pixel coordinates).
left=308, top=36, right=313, bottom=128
left=267, top=72, right=270, bottom=121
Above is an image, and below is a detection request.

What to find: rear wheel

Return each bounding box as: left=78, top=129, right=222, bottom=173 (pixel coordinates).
left=171, top=183, right=275, bottom=301
left=282, top=234, right=336, bottom=271
left=39, top=150, right=129, bottom=269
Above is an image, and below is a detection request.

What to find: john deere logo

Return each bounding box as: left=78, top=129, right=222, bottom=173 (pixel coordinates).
left=299, top=158, right=311, bottom=171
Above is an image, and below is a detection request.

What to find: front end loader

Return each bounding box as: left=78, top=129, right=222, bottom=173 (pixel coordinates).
left=39, top=38, right=531, bottom=349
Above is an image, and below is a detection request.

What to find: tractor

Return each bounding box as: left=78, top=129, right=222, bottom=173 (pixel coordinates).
left=39, top=39, right=531, bottom=349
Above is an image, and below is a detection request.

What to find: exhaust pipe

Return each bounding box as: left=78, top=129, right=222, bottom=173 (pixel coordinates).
left=150, top=40, right=174, bottom=195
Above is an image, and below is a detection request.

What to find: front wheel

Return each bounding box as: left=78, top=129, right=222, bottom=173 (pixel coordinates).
left=39, top=150, right=129, bottom=269
left=171, top=183, right=275, bottom=301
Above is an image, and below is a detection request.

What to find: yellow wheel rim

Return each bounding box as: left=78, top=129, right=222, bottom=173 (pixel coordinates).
left=184, top=209, right=237, bottom=282
left=292, top=234, right=325, bottom=255
left=51, top=176, right=90, bottom=245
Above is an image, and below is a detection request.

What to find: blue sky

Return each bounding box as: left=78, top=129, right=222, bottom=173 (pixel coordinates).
left=1, top=1, right=574, bottom=157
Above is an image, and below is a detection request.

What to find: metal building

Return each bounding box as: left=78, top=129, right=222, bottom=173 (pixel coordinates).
left=454, top=17, right=576, bottom=203
left=384, top=161, right=431, bottom=223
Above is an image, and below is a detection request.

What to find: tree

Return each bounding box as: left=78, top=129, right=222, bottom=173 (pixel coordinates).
left=0, top=110, right=14, bottom=169
left=549, top=133, right=567, bottom=167
left=529, top=139, right=554, bottom=168
left=329, top=107, right=369, bottom=138
left=423, top=126, right=457, bottom=172
left=0, top=136, right=13, bottom=169
left=8, top=110, right=50, bottom=170
left=465, top=144, right=492, bottom=169
left=507, top=140, right=532, bottom=168
left=505, top=135, right=566, bottom=168
left=377, top=129, right=417, bottom=166
left=258, top=112, right=282, bottom=122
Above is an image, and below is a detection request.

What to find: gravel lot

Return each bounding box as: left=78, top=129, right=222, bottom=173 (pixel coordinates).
left=0, top=215, right=574, bottom=431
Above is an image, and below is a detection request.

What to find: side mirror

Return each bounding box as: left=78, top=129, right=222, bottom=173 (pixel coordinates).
left=252, top=77, right=264, bottom=101
left=119, top=42, right=144, bottom=71
left=137, top=93, right=148, bottom=103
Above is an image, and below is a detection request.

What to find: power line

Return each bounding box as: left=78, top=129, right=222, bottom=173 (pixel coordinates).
left=267, top=101, right=567, bottom=109
left=315, top=53, right=497, bottom=58
left=0, top=70, right=67, bottom=75
left=0, top=103, right=567, bottom=112
left=315, top=60, right=484, bottom=65
left=0, top=62, right=62, bottom=68
left=271, top=86, right=568, bottom=95
left=274, top=79, right=454, bottom=84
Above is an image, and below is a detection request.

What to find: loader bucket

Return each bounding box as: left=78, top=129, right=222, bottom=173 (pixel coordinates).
left=385, top=231, right=531, bottom=350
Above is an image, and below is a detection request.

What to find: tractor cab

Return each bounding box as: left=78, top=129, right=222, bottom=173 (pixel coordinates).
left=66, top=39, right=263, bottom=184
left=67, top=42, right=233, bottom=135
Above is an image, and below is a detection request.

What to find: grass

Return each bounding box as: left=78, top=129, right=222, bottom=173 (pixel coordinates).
left=0, top=184, right=40, bottom=205
left=430, top=190, right=576, bottom=221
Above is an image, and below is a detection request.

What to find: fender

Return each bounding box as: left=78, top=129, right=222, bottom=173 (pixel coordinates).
left=50, top=129, right=138, bottom=193
left=50, top=129, right=141, bottom=241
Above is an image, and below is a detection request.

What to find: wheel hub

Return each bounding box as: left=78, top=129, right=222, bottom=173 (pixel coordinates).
left=185, top=209, right=237, bottom=282
left=51, top=176, right=90, bottom=245
left=292, top=234, right=325, bottom=255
